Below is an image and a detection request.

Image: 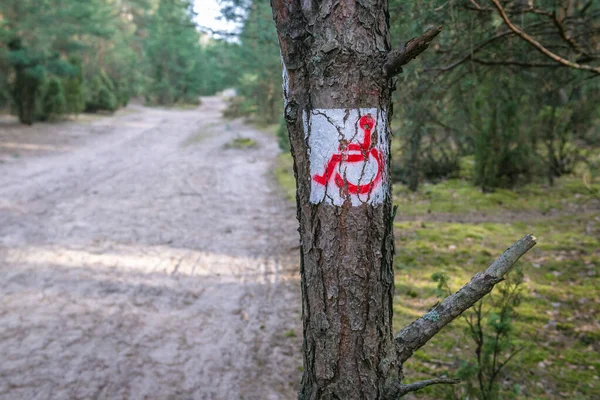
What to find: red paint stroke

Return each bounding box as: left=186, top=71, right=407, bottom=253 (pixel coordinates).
left=313, top=114, right=383, bottom=195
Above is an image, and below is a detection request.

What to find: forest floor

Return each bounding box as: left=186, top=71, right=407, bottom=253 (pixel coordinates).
left=276, top=153, right=600, bottom=399
left=0, top=97, right=302, bottom=400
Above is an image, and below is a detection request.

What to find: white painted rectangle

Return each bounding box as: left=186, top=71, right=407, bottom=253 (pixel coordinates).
left=304, top=108, right=388, bottom=206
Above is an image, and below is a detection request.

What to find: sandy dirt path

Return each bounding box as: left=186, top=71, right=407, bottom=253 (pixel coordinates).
left=0, top=97, right=302, bottom=400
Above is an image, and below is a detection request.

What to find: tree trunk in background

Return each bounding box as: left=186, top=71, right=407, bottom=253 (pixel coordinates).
left=271, top=1, right=398, bottom=398
left=407, top=126, right=422, bottom=192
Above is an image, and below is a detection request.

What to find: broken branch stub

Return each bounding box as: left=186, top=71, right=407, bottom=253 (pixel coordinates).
left=383, top=26, right=443, bottom=77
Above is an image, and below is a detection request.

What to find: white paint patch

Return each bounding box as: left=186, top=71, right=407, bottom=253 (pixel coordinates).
left=304, top=108, right=388, bottom=206
left=280, top=53, right=289, bottom=108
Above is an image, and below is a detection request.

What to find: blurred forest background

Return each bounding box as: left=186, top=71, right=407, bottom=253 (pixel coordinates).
left=1, top=0, right=599, bottom=399
left=0, top=0, right=239, bottom=124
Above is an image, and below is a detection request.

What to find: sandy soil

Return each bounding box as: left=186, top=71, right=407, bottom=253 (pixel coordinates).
left=0, top=97, right=302, bottom=400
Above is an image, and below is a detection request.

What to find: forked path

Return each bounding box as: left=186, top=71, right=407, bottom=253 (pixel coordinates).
left=0, top=97, right=302, bottom=399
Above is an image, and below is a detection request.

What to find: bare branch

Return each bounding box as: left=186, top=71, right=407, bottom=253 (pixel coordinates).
left=395, top=234, right=537, bottom=363
left=430, top=18, right=565, bottom=72
left=468, top=0, right=483, bottom=10
left=490, top=0, right=600, bottom=75
left=386, top=377, right=461, bottom=398
left=469, top=57, right=562, bottom=68
left=463, top=5, right=553, bottom=18
left=430, top=30, right=513, bottom=72
left=552, top=13, right=590, bottom=57
left=383, top=26, right=443, bottom=77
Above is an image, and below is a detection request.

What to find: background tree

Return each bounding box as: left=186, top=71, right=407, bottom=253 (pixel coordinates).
left=213, top=0, right=283, bottom=124
left=0, top=0, right=239, bottom=123
left=217, top=0, right=598, bottom=193
left=144, top=0, right=203, bottom=105
left=387, top=0, right=600, bottom=191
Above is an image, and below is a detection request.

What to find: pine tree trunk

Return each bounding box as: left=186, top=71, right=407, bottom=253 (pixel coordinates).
left=271, top=2, right=535, bottom=399
left=271, top=2, right=399, bottom=398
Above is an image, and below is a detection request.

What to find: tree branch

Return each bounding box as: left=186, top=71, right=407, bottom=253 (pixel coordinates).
left=386, top=377, right=461, bottom=398
left=395, top=234, right=537, bottom=363
left=490, top=0, right=600, bottom=75
left=430, top=30, right=514, bottom=72
left=383, top=26, right=442, bottom=77
left=470, top=57, right=563, bottom=68
left=463, top=4, right=553, bottom=18
left=552, top=13, right=590, bottom=57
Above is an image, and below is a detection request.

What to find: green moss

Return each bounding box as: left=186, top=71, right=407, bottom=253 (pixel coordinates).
left=392, top=214, right=600, bottom=399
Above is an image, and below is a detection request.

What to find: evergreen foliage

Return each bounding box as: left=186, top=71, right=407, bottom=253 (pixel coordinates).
left=385, top=0, right=599, bottom=191
left=143, top=0, right=203, bottom=105
left=0, top=0, right=236, bottom=123
left=215, top=0, right=599, bottom=186
left=85, top=73, right=118, bottom=113
left=40, top=77, right=67, bottom=121
left=62, top=58, right=85, bottom=115
left=216, top=0, right=283, bottom=124
left=235, top=0, right=282, bottom=124
left=456, top=270, right=525, bottom=400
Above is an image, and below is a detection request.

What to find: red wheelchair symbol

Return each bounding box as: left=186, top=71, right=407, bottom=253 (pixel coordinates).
left=313, top=114, right=383, bottom=195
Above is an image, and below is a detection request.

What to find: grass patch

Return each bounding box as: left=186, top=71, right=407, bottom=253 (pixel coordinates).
left=275, top=153, right=296, bottom=201
left=284, top=329, right=297, bottom=338
left=145, top=102, right=200, bottom=110
left=393, top=216, right=599, bottom=399
left=224, top=136, right=258, bottom=149
left=251, top=121, right=279, bottom=135
left=394, top=175, right=599, bottom=216
left=271, top=150, right=599, bottom=398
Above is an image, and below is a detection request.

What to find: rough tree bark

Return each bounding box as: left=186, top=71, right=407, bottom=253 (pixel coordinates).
left=270, top=2, right=536, bottom=399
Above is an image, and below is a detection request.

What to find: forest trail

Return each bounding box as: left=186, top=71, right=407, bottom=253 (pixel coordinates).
left=0, top=96, right=302, bottom=400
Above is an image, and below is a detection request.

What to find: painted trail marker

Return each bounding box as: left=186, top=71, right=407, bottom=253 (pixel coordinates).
left=304, top=108, right=388, bottom=206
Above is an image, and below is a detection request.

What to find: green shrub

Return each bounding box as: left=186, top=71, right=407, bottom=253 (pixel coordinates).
left=43, top=77, right=67, bottom=119
left=455, top=270, right=525, bottom=400
left=112, top=78, right=130, bottom=107
left=39, top=77, right=66, bottom=120
left=85, top=72, right=118, bottom=112
left=99, top=70, right=115, bottom=92
left=62, top=58, right=85, bottom=115
left=117, top=89, right=130, bottom=107
left=63, top=77, right=85, bottom=115
left=97, top=85, right=118, bottom=111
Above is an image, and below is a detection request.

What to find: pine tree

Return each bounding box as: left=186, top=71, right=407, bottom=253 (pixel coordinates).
left=144, top=0, right=204, bottom=105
